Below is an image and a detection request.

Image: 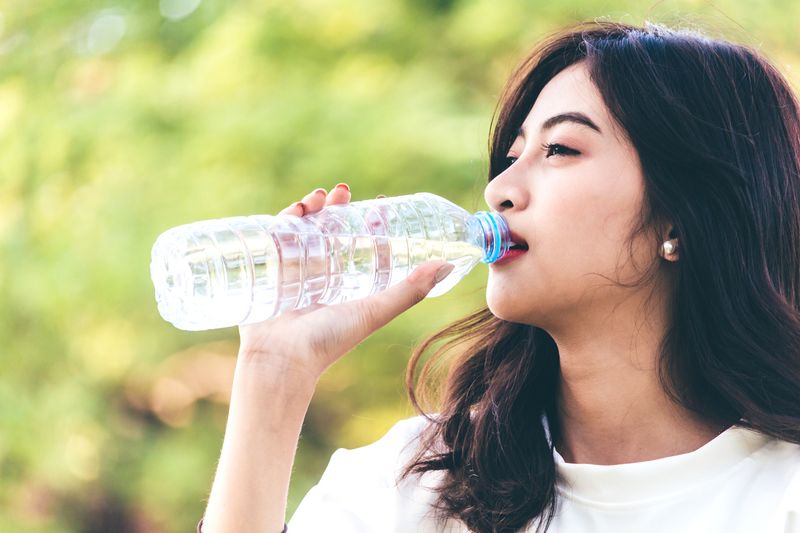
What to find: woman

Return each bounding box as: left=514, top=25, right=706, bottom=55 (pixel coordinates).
left=200, top=21, right=800, bottom=532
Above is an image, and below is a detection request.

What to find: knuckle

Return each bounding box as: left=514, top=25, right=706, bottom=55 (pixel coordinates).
left=401, top=278, right=429, bottom=306
left=411, top=286, right=429, bottom=304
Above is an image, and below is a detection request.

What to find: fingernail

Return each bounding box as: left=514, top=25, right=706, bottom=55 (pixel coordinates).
left=434, top=264, right=455, bottom=283
left=335, top=183, right=350, bottom=192
left=294, top=201, right=306, bottom=215
left=313, top=188, right=326, bottom=196
left=376, top=194, right=386, bottom=199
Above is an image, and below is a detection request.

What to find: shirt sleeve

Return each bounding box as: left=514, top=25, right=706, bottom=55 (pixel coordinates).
left=287, top=416, right=434, bottom=533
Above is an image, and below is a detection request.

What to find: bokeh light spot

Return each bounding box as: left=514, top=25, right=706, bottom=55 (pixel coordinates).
left=160, top=0, right=202, bottom=21
left=81, top=10, right=127, bottom=55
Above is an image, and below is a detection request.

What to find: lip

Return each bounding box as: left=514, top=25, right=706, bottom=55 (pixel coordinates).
left=491, top=247, right=528, bottom=266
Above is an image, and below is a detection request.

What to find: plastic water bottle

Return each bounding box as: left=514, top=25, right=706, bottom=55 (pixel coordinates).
left=150, top=192, right=510, bottom=331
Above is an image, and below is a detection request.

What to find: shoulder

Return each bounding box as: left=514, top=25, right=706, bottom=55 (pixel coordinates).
left=750, top=435, right=800, bottom=480
left=353, top=414, right=433, bottom=453
left=315, top=414, right=435, bottom=489
left=770, top=439, right=800, bottom=502
left=288, top=415, right=447, bottom=532
left=747, top=434, right=800, bottom=528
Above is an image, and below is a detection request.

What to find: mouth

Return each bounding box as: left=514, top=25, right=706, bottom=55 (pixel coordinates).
left=508, top=230, right=529, bottom=251
left=491, top=229, right=529, bottom=266
left=493, top=247, right=527, bottom=266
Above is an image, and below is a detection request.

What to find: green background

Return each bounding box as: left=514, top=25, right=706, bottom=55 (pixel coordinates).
left=2, top=0, right=798, bottom=530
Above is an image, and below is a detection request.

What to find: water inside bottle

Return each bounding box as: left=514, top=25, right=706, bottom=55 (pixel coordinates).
left=152, top=228, right=484, bottom=330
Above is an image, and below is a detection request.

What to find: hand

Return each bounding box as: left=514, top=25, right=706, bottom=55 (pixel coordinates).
left=237, top=184, right=454, bottom=383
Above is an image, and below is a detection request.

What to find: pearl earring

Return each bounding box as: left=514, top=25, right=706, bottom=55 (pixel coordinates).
left=661, top=240, right=677, bottom=257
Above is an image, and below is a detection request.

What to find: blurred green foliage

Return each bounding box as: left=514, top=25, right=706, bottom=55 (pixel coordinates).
left=1, top=0, right=799, bottom=531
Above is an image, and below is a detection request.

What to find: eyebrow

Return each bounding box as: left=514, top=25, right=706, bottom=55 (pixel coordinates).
left=517, top=112, right=602, bottom=138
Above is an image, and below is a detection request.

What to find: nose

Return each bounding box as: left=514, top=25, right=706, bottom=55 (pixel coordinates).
left=484, top=166, right=530, bottom=213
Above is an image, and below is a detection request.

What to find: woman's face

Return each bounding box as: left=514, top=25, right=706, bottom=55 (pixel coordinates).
left=484, top=61, right=659, bottom=329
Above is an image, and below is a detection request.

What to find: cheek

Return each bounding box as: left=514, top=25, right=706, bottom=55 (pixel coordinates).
left=537, top=188, right=600, bottom=254
left=536, top=183, right=643, bottom=277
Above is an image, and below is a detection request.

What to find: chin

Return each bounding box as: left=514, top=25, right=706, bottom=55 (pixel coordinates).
left=486, top=293, right=526, bottom=323
left=486, top=286, right=550, bottom=327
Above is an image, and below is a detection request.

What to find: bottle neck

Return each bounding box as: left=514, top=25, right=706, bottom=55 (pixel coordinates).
left=468, top=211, right=510, bottom=263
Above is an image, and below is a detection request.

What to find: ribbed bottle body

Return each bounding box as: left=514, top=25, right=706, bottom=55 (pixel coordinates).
left=150, top=193, right=494, bottom=331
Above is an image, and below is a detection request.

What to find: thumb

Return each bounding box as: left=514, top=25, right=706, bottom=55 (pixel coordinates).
left=305, top=261, right=456, bottom=371
left=350, top=261, right=455, bottom=334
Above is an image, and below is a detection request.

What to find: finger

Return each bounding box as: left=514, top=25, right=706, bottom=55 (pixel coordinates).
left=278, top=201, right=306, bottom=217
left=326, top=182, right=351, bottom=206
left=300, top=188, right=328, bottom=214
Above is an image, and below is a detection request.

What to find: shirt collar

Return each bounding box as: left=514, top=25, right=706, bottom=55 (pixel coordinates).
left=543, top=415, right=771, bottom=504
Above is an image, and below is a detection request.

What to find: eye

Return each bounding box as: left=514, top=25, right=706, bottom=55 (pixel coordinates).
left=505, top=156, right=518, bottom=166
left=541, top=142, right=580, bottom=158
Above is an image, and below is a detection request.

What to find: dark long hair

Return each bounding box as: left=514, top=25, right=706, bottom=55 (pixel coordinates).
left=398, top=21, right=800, bottom=533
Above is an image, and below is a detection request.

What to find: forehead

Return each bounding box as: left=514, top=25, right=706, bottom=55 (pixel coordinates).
left=521, top=62, right=615, bottom=136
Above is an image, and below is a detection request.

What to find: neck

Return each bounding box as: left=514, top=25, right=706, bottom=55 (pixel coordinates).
left=547, top=285, right=727, bottom=465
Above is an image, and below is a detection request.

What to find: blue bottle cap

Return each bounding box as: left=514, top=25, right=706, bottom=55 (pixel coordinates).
left=472, top=211, right=511, bottom=263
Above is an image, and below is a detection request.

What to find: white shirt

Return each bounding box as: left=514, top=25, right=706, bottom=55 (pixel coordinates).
left=289, top=415, right=800, bottom=532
